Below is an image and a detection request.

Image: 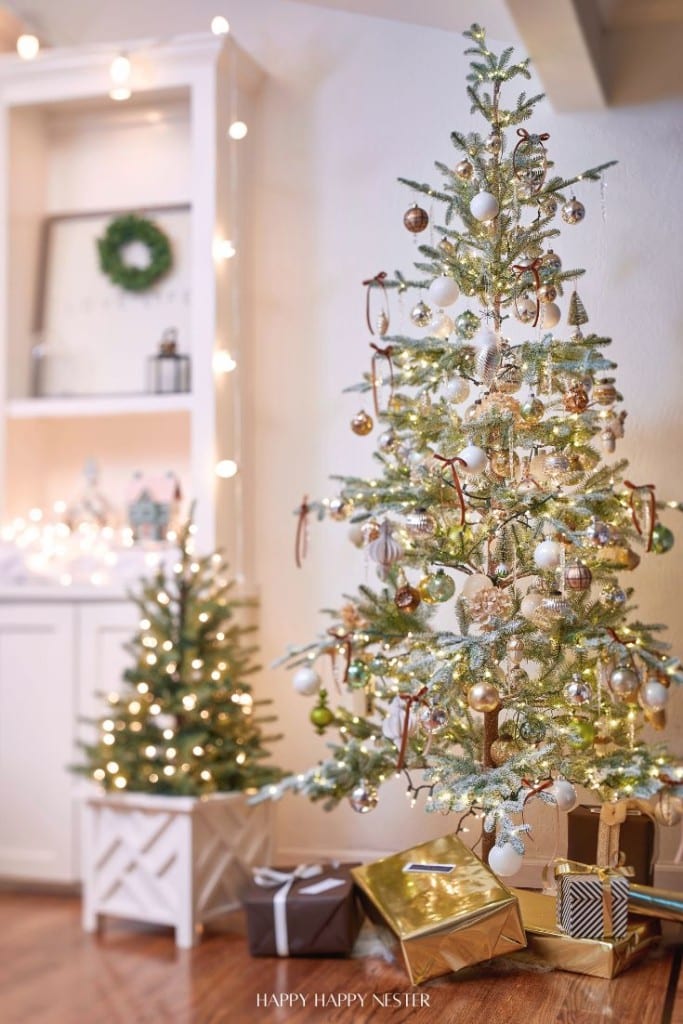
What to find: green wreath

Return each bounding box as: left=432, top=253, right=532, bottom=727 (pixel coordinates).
left=97, top=214, right=173, bottom=293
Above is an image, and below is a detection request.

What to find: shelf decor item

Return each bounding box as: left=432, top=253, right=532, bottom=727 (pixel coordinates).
left=97, top=212, right=173, bottom=292
left=127, top=470, right=181, bottom=542
left=148, top=328, right=191, bottom=394
left=76, top=516, right=282, bottom=945
left=351, top=834, right=526, bottom=985
left=243, top=863, right=363, bottom=957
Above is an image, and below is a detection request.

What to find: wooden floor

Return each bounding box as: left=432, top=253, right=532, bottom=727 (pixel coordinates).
left=1, top=892, right=682, bottom=1024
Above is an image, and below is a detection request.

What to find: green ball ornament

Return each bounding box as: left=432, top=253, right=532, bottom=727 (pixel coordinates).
left=347, top=660, right=369, bottom=688
left=454, top=310, right=480, bottom=340
left=418, top=569, right=456, bottom=604
left=651, top=523, right=674, bottom=554
left=310, top=689, right=335, bottom=734
left=518, top=716, right=546, bottom=743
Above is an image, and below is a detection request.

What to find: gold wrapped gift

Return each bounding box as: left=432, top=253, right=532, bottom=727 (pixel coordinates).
left=512, top=888, right=660, bottom=979
left=352, top=835, right=526, bottom=985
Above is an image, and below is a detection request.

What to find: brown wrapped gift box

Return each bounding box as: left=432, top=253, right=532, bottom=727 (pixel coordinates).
left=243, top=863, right=363, bottom=957
left=512, top=888, right=660, bottom=979
left=567, top=805, right=655, bottom=885
left=352, top=835, right=526, bottom=985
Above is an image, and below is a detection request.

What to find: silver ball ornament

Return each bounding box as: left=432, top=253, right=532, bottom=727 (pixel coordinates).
left=349, top=781, right=379, bottom=814
left=609, top=666, right=640, bottom=702
left=410, top=300, right=432, bottom=328
left=563, top=675, right=592, bottom=706
left=562, top=197, right=586, bottom=225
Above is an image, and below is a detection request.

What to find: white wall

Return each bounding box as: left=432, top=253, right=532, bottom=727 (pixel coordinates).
left=13, top=0, right=683, bottom=872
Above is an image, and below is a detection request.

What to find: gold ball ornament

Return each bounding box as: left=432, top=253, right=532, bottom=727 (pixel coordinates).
left=328, top=497, right=347, bottom=521
left=410, top=300, right=433, bottom=328
left=592, top=378, right=618, bottom=405
left=520, top=395, right=545, bottom=424
left=404, top=203, right=429, bottom=233
left=537, top=283, right=557, bottom=304
left=608, top=666, right=640, bottom=703
left=394, top=583, right=422, bottom=613
left=467, top=681, right=500, bottom=713
left=490, top=738, right=519, bottom=766
left=455, top=159, right=474, bottom=180
left=541, top=249, right=562, bottom=273
left=351, top=410, right=373, bottom=436
left=539, top=194, right=558, bottom=217
left=564, top=384, right=589, bottom=413
left=485, top=130, right=503, bottom=156
left=360, top=519, right=381, bottom=544
left=561, top=196, right=586, bottom=225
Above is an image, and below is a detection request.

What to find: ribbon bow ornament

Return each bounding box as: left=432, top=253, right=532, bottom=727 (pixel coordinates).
left=253, top=864, right=324, bottom=956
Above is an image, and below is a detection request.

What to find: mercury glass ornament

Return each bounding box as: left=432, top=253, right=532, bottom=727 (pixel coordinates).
left=539, top=194, right=558, bottom=217
left=564, top=675, right=592, bottom=706
left=419, top=705, right=449, bottom=733
left=520, top=395, right=545, bottom=424
left=561, top=196, right=585, bottom=224
left=361, top=519, right=381, bottom=544
left=394, top=582, right=421, bottom=613
left=540, top=302, right=561, bottom=329
left=535, top=591, right=574, bottom=628
left=485, top=129, right=503, bottom=156
left=564, top=560, right=592, bottom=591
left=348, top=523, right=364, bottom=548
left=652, top=523, right=675, bottom=554
left=455, top=310, right=480, bottom=340
left=545, top=453, right=571, bottom=479
left=609, top=666, right=640, bottom=703
left=541, top=249, right=562, bottom=274
left=430, top=312, right=454, bottom=338
left=351, top=410, right=373, bottom=436
left=378, top=429, right=396, bottom=452
left=641, top=679, right=669, bottom=710
left=495, top=362, right=523, bottom=394
left=506, top=666, right=529, bottom=694
left=404, top=508, right=437, bottom=536
left=592, top=378, right=618, bottom=405
left=652, top=790, right=683, bottom=827
left=515, top=295, right=537, bottom=325
left=403, top=204, right=429, bottom=233
left=600, top=583, right=627, bottom=608
left=419, top=569, right=456, bottom=604
left=506, top=636, right=525, bottom=665
left=346, top=659, right=369, bottom=688
left=519, top=716, right=547, bottom=743
left=601, top=428, right=616, bottom=453
left=564, top=384, right=589, bottom=413
left=585, top=517, right=612, bottom=547
left=455, top=159, right=474, bottom=180
left=490, top=738, right=518, bottom=766
left=410, top=300, right=433, bottom=327
left=444, top=376, right=470, bottom=404
left=461, top=573, right=494, bottom=599
left=520, top=590, right=543, bottom=619
left=467, top=681, right=500, bottom=713
left=349, top=780, right=379, bottom=814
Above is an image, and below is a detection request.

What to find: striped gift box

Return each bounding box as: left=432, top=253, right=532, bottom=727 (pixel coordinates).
left=557, top=873, right=629, bottom=940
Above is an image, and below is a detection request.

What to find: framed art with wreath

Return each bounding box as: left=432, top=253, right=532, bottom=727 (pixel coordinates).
left=32, top=203, right=191, bottom=398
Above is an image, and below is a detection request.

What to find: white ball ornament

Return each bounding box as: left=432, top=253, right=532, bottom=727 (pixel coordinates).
left=458, top=444, right=487, bottom=475
left=540, top=302, right=561, bottom=329
left=470, top=190, right=499, bottom=222
left=520, top=591, right=543, bottom=619
left=534, top=539, right=562, bottom=570
left=292, top=666, right=321, bottom=696
left=550, top=779, right=578, bottom=813
left=428, top=276, right=460, bottom=308
left=488, top=843, right=524, bottom=878
left=430, top=312, right=454, bottom=339
left=348, top=523, right=365, bottom=548
left=641, top=680, right=669, bottom=711
left=444, top=377, right=470, bottom=404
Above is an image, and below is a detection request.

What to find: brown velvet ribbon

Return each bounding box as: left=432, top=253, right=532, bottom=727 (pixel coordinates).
left=597, top=799, right=657, bottom=868
left=326, top=628, right=353, bottom=685
left=362, top=271, right=388, bottom=335
left=370, top=342, right=395, bottom=417
left=624, top=480, right=656, bottom=552
left=396, top=686, right=428, bottom=773
left=512, top=256, right=543, bottom=328
left=295, top=495, right=309, bottom=569
left=433, top=453, right=467, bottom=525
left=522, top=777, right=553, bottom=808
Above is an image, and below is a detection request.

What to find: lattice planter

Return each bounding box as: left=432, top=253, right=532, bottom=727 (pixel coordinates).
left=81, top=791, right=272, bottom=948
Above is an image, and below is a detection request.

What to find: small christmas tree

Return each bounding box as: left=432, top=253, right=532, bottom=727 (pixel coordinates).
left=264, top=25, right=683, bottom=874
left=78, top=519, right=281, bottom=795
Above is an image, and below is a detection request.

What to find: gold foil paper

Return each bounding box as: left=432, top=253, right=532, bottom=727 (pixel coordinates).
left=352, top=835, right=526, bottom=985
left=512, top=888, right=660, bottom=979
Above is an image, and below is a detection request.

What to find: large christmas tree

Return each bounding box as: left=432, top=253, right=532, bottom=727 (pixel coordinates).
left=266, top=24, right=682, bottom=873
left=78, top=519, right=281, bottom=795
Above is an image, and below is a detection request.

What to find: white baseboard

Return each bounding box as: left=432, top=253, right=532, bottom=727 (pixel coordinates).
left=276, top=845, right=683, bottom=892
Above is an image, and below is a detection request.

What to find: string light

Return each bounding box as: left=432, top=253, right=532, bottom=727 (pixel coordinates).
left=211, top=15, right=230, bottom=35
left=228, top=120, right=248, bottom=140
left=214, top=238, right=236, bottom=260
left=16, top=34, right=39, bottom=60
left=216, top=459, right=238, bottom=479
left=213, top=350, right=237, bottom=374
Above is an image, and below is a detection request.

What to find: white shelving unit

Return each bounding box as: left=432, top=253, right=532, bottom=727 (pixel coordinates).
left=0, top=35, right=261, bottom=884
left=0, top=33, right=261, bottom=564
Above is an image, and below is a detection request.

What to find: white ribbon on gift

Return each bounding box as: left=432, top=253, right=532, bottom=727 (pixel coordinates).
left=252, top=864, right=324, bottom=956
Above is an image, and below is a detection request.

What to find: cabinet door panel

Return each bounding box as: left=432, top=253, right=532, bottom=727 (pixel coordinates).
left=0, top=604, right=75, bottom=882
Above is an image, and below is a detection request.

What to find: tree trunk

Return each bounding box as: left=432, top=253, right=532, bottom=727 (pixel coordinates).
left=481, top=708, right=500, bottom=862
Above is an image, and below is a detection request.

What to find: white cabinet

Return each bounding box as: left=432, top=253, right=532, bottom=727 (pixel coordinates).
left=0, top=595, right=137, bottom=884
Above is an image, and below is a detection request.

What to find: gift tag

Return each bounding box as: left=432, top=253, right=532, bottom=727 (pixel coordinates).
left=403, top=862, right=455, bottom=874
left=299, top=877, right=346, bottom=895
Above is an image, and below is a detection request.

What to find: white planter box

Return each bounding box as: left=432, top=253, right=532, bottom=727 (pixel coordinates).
left=82, top=791, right=273, bottom=948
